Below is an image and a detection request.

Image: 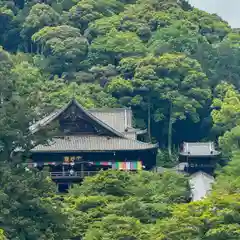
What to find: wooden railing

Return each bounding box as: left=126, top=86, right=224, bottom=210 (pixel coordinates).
left=50, top=171, right=98, bottom=179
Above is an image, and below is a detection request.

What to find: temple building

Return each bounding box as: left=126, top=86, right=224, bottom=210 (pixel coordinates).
left=178, top=142, right=221, bottom=201
left=179, top=142, right=221, bottom=175
left=29, top=99, right=158, bottom=191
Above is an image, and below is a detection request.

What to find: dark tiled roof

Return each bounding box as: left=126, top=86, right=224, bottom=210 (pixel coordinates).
left=29, top=99, right=123, bottom=137
left=29, top=100, right=144, bottom=136
left=30, top=135, right=158, bottom=152
left=89, top=108, right=132, bottom=133
left=29, top=99, right=154, bottom=152
left=180, top=142, right=221, bottom=157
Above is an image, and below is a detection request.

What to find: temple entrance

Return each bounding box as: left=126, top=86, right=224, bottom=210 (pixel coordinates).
left=58, top=183, right=70, bottom=193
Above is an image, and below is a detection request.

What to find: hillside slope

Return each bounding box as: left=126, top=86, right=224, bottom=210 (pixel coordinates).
left=1, top=0, right=239, bottom=150
left=1, top=1, right=240, bottom=239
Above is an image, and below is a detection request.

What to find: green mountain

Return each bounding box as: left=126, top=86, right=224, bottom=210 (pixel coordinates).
left=1, top=0, right=240, bottom=239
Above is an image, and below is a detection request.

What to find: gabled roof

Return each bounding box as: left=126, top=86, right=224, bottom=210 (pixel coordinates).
left=180, top=142, right=221, bottom=157
left=29, top=99, right=158, bottom=152
left=29, top=99, right=124, bottom=137
left=30, top=99, right=145, bottom=137
left=31, top=135, right=158, bottom=153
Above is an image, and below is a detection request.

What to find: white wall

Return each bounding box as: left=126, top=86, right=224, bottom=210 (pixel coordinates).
left=189, top=171, right=215, bottom=201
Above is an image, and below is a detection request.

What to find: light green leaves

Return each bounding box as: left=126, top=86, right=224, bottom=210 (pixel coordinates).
left=32, top=25, right=88, bottom=74
left=21, top=4, right=61, bottom=40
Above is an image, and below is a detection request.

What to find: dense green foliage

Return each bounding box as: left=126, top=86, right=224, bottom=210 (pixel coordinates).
left=0, top=166, right=69, bottom=239
left=1, top=0, right=240, bottom=239
left=64, top=170, right=190, bottom=239
left=0, top=0, right=238, bottom=151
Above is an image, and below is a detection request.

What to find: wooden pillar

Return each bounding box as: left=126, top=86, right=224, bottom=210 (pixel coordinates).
left=81, top=163, right=84, bottom=177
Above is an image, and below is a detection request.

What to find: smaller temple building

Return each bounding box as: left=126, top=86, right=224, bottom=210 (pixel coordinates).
left=29, top=99, right=158, bottom=192
left=179, top=142, right=221, bottom=175
left=178, top=142, right=221, bottom=201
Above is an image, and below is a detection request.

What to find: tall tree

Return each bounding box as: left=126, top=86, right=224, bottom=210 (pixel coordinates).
left=21, top=3, right=61, bottom=51
left=151, top=194, right=240, bottom=240
left=89, top=30, right=147, bottom=65
left=32, top=25, right=88, bottom=75
left=214, top=151, right=240, bottom=194
left=0, top=165, right=69, bottom=239
left=84, top=215, right=150, bottom=240
left=108, top=53, right=211, bottom=155
left=211, top=82, right=240, bottom=155
left=68, top=0, right=124, bottom=32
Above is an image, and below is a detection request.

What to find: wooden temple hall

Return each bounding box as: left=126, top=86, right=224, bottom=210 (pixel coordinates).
left=28, top=99, right=158, bottom=192
left=178, top=142, right=221, bottom=175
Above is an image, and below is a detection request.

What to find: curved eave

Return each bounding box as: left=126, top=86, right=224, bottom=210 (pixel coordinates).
left=30, top=145, right=159, bottom=153
left=136, top=129, right=147, bottom=135
left=31, top=148, right=158, bottom=153
left=179, top=152, right=221, bottom=157
left=30, top=136, right=159, bottom=154
left=124, top=128, right=147, bottom=134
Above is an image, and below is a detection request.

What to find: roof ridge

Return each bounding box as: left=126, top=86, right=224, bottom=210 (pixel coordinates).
left=89, top=108, right=131, bottom=112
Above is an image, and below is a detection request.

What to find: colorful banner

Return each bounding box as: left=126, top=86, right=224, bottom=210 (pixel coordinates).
left=25, top=161, right=143, bottom=170
left=112, top=161, right=142, bottom=170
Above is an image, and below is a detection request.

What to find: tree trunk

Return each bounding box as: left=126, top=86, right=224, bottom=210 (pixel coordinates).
left=0, top=92, right=3, bottom=104
left=147, top=95, right=151, bottom=142
left=168, top=102, right=172, bottom=157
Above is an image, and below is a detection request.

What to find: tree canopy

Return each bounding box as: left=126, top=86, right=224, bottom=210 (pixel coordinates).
left=0, top=0, right=236, bottom=150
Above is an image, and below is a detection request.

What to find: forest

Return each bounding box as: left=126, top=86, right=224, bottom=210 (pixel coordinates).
left=0, top=0, right=240, bottom=239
